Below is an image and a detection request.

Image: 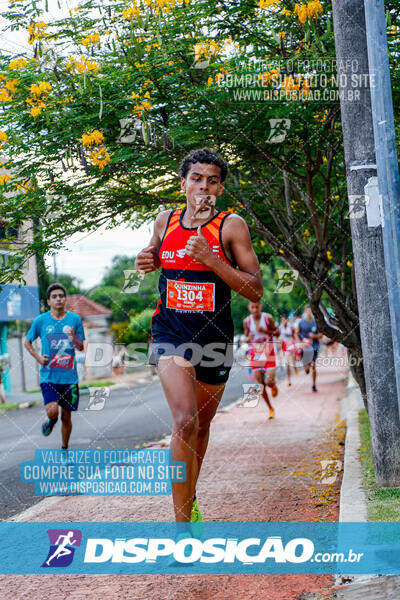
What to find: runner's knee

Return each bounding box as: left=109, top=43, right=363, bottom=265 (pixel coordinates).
left=265, top=375, right=274, bottom=386
left=173, top=412, right=199, bottom=438
left=46, top=403, right=58, bottom=420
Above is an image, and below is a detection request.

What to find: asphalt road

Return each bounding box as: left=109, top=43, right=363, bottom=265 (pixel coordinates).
left=0, top=366, right=256, bottom=520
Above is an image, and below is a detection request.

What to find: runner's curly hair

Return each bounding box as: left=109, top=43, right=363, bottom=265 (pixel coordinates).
left=180, top=148, right=228, bottom=182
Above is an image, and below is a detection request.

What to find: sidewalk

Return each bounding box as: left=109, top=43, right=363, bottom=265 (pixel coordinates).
left=1, top=364, right=348, bottom=599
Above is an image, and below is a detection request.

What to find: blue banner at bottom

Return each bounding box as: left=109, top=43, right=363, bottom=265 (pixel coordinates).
left=1, top=522, right=400, bottom=574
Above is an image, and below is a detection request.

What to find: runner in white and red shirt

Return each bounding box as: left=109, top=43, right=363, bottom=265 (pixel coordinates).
left=243, top=301, right=280, bottom=419
left=279, top=315, right=297, bottom=386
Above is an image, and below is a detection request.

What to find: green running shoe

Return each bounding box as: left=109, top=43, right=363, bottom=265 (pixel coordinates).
left=41, top=418, right=57, bottom=437
left=167, top=531, right=193, bottom=566
left=190, top=497, right=204, bottom=538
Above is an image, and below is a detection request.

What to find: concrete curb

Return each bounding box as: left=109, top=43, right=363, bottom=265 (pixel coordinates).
left=334, top=374, right=377, bottom=593
left=339, top=374, right=368, bottom=522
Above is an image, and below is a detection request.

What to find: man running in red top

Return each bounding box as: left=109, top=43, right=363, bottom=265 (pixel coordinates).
left=243, top=301, right=279, bottom=419
left=135, top=148, right=263, bottom=536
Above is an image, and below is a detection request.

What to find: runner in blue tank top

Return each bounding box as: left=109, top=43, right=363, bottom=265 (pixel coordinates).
left=135, top=148, right=263, bottom=536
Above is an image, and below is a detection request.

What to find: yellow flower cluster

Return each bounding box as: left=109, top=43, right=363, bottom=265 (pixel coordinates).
left=30, top=81, right=52, bottom=97
left=0, top=131, right=8, bottom=150
left=207, top=66, right=230, bottom=86
left=82, top=130, right=110, bottom=169
left=81, top=33, right=100, bottom=47
left=294, top=0, right=323, bottom=24
left=66, top=56, right=99, bottom=75
left=8, top=58, right=28, bottom=70
left=122, top=3, right=141, bottom=20
left=15, top=181, right=32, bottom=193
left=122, top=0, right=186, bottom=17
left=89, top=148, right=110, bottom=169
left=6, top=79, right=19, bottom=93
left=194, top=40, right=219, bottom=63
left=0, top=174, right=11, bottom=186
left=26, top=80, right=52, bottom=117
left=131, top=90, right=151, bottom=118
left=0, top=75, right=19, bottom=103
left=278, top=75, right=311, bottom=99
left=259, top=0, right=279, bottom=7
left=82, top=130, right=105, bottom=146
left=258, top=68, right=280, bottom=86
left=281, top=8, right=291, bottom=16
left=148, top=0, right=187, bottom=13
left=28, top=21, right=48, bottom=44
left=0, top=88, right=12, bottom=102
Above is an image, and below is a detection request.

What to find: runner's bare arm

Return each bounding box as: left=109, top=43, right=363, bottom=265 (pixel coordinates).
left=134, top=211, right=170, bottom=274
left=258, top=316, right=280, bottom=337
left=67, top=328, right=84, bottom=351
left=185, top=215, right=263, bottom=302
left=24, top=338, right=49, bottom=366
left=243, top=318, right=253, bottom=342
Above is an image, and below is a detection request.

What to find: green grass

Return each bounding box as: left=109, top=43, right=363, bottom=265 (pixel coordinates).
left=359, top=409, right=400, bottom=521
left=0, top=403, right=20, bottom=412
left=26, top=380, right=115, bottom=393
left=79, top=381, right=115, bottom=390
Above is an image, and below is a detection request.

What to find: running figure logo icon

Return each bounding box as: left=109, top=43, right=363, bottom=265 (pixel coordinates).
left=41, top=529, right=82, bottom=567
left=86, top=386, right=110, bottom=410
left=240, top=384, right=263, bottom=407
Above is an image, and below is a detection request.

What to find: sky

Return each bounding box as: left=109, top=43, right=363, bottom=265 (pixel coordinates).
left=45, top=222, right=153, bottom=289
left=0, top=0, right=155, bottom=289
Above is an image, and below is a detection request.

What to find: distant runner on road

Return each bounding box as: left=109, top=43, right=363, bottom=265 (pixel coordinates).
left=279, top=315, right=297, bottom=386
left=297, top=305, right=322, bottom=392
left=243, top=301, right=280, bottom=419
left=24, top=283, right=85, bottom=449
left=135, top=148, right=263, bottom=535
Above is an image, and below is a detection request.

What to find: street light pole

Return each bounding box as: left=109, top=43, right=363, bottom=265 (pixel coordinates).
left=364, top=0, right=400, bottom=413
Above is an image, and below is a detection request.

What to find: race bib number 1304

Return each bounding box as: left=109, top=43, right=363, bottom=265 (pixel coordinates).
left=166, top=280, right=215, bottom=312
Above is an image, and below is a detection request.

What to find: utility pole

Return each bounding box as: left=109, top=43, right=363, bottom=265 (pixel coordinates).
left=53, top=254, right=58, bottom=282
left=364, top=1, right=400, bottom=414
left=332, top=0, right=400, bottom=486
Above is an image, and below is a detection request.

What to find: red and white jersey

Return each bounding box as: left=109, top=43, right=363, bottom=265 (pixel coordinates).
left=279, top=322, right=294, bottom=343
left=245, top=312, right=276, bottom=343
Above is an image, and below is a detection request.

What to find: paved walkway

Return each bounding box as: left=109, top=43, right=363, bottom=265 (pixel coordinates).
left=2, top=363, right=348, bottom=599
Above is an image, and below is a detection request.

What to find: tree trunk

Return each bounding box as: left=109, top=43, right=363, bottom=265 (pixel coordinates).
left=349, top=352, right=367, bottom=412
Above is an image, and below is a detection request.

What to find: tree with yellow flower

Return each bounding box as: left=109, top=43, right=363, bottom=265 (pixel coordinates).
left=0, top=0, right=399, bottom=400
